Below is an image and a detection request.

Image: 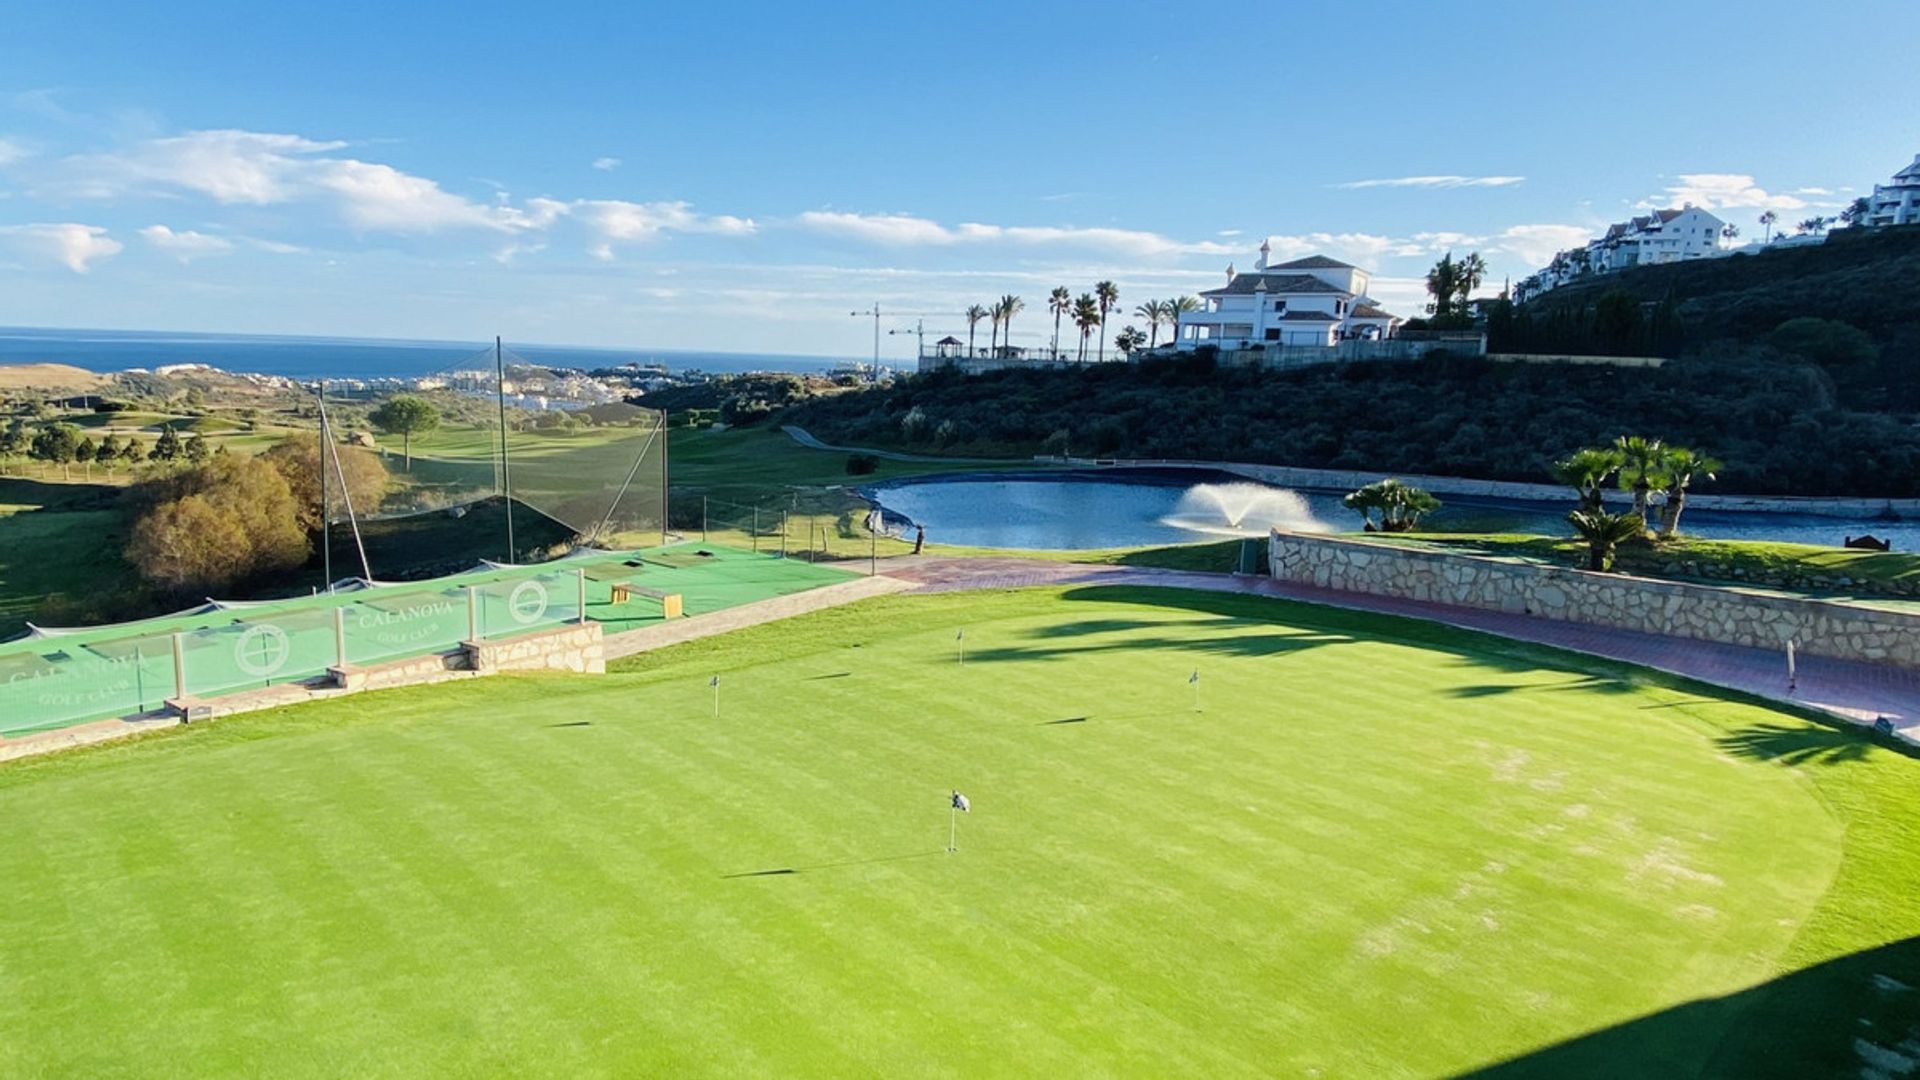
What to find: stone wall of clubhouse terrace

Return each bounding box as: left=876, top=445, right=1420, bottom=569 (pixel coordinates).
left=1269, top=531, right=1920, bottom=669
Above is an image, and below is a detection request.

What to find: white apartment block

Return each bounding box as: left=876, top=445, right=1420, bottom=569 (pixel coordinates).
left=1867, top=153, right=1920, bottom=227
left=1515, top=206, right=1726, bottom=303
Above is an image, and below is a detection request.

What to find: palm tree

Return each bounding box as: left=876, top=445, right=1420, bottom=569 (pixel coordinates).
left=1841, top=196, right=1873, bottom=228
left=1613, top=435, right=1666, bottom=527
left=988, top=299, right=1003, bottom=354
left=1454, top=252, right=1488, bottom=311
left=1071, top=294, right=1101, bottom=362
left=1759, top=209, right=1779, bottom=243
left=1550, top=447, right=1625, bottom=512
left=1168, top=296, right=1201, bottom=345
left=1425, top=254, right=1460, bottom=318
left=1657, top=447, right=1722, bottom=537
left=1568, top=509, right=1645, bottom=572
left=1720, top=223, right=1740, bottom=246
left=1134, top=300, right=1166, bottom=347
left=1048, top=286, right=1072, bottom=358
left=964, top=304, right=987, bottom=357
left=1114, top=326, right=1146, bottom=355
left=998, top=294, right=1024, bottom=356
left=1094, top=280, right=1120, bottom=361
left=1798, top=216, right=1832, bottom=236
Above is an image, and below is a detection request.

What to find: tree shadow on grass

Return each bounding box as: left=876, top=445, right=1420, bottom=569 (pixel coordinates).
left=1444, top=674, right=1640, bottom=700
left=1715, top=722, right=1875, bottom=766
left=1459, top=934, right=1920, bottom=1078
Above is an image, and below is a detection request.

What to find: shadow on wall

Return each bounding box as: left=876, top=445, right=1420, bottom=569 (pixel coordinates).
left=1460, top=935, right=1920, bottom=1078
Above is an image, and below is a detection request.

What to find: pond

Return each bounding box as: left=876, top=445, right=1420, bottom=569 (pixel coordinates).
left=869, top=471, right=1919, bottom=551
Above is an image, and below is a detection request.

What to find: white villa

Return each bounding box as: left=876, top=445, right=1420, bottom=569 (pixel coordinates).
left=1867, top=153, right=1920, bottom=228
left=1514, top=206, right=1727, bottom=303
left=1172, top=245, right=1401, bottom=349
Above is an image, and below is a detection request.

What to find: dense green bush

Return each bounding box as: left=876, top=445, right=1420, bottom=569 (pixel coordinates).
left=782, top=349, right=1920, bottom=496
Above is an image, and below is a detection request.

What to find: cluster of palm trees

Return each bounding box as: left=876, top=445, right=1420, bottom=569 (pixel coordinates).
left=1423, top=252, right=1488, bottom=321
left=1552, top=436, right=1721, bottom=570
left=960, top=282, right=1209, bottom=363
left=1342, top=478, right=1442, bottom=533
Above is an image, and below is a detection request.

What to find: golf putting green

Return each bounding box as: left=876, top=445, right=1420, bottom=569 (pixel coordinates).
left=1, top=585, right=1916, bottom=1077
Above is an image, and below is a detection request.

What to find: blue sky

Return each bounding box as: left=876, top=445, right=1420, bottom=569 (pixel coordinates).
left=1, top=0, right=1915, bottom=359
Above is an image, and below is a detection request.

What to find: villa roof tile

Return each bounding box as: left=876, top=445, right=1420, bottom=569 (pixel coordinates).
left=1268, top=255, right=1357, bottom=271
left=1200, top=273, right=1348, bottom=297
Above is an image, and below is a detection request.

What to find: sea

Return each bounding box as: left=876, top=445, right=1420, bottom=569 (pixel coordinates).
left=0, top=326, right=849, bottom=381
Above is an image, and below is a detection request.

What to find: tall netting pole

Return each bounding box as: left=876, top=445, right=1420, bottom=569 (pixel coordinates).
left=316, top=380, right=331, bottom=592
left=496, top=335, right=515, bottom=563
left=661, top=409, right=670, bottom=547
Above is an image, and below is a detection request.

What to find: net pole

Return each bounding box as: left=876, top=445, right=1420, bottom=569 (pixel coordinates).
left=781, top=511, right=788, bottom=558
left=316, top=380, right=331, bottom=593
left=660, top=410, right=670, bottom=547
left=702, top=496, right=708, bottom=542
left=315, top=391, right=372, bottom=582
left=496, top=336, right=515, bottom=562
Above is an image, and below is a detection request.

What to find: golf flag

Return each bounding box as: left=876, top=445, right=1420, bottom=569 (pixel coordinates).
left=1189, top=670, right=1199, bottom=685
left=956, top=627, right=965, bottom=665
left=709, top=675, right=720, bottom=688
left=951, top=791, right=970, bottom=812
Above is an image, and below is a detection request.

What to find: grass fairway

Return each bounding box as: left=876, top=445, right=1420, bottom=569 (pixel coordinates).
left=2, top=587, right=1917, bottom=1076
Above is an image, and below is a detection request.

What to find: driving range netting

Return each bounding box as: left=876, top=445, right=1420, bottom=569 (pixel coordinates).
left=0, top=545, right=854, bottom=739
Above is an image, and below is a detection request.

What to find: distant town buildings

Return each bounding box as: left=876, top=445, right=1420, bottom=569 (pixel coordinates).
left=1514, top=207, right=1727, bottom=303
left=1172, top=244, right=1401, bottom=349
left=1867, top=153, right=1920, bottom=227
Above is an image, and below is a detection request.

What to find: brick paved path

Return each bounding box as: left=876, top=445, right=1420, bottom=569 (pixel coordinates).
left=877, top=557, right=1920, bottom=744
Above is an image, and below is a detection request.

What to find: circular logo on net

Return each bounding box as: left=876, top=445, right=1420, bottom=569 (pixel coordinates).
left=508, top=581, right=550, bottom=626
left=234, top=624, right=293, bottom=678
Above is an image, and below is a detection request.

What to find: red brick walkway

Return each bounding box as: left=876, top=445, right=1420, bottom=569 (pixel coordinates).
left=877, top=557, right=1920, bottom=744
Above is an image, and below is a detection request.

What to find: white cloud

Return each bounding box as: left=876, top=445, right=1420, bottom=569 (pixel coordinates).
left=1487, top=224, right=1594, bottom=266
left=592, top=156, right=621, bottom=172
left=1336, top=175, right=1525, bottom=190
left=138, top=224, right=236, bottom=262
left=1638, top=173, right=1809, bottom=212
left=67, top=129, right=537, bottom=233
left=796, top=211, right=1236, bottom=257
left=0, top=222, right=123, bottom=273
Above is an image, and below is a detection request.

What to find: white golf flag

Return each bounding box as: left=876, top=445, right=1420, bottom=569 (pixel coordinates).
left=951, top=791, right=970, bottom=813
left=956, top=629, right=964, bottom=641
left=709, top=675, right=720, bottom=688
left=1189, top=669, right=1200, bottom=685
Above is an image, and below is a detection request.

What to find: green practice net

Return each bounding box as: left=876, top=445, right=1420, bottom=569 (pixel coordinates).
left=314, top=345, right=668, bottom=577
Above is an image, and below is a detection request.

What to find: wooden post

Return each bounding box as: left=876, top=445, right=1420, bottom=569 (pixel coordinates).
left=171, top=632, right=187, bottom=701
left=467, top=585, right=480, bottom=642
left=577, top=568, right=588, bottom=624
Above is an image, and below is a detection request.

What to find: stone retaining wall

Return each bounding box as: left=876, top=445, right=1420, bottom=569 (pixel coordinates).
left=1269, top=531, right=1920, bottom=669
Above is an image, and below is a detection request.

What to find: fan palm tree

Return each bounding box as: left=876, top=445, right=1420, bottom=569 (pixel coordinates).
left=1094, top=280, right=1120, bottom=360
left=1134, top=300, right=1166, bottom=347
left=1759, top=209, right=1779, bottom=243
left=1613, top=435, right=1666, bottom=526
left=1657, top=447, right=1722, bottom=537
left=998, top=294, right=1024, bottom=355
left=1072, top=294, right=1101, bottom=362
left=1048, top=286, right=1072, bottom=357
left=1550, top=447, right=1624, bottom=512
left=1167, top=296, right=1201, bottom=345
left=1454, top=252, right=1488, bottom=311
left=1568, top=509, right=1645, bottom=572
left=1425, top=254, right=1460, bottom=318
left=964, top=304, right=988, bottom=356
left=988, top=299, right=1003, bottom=354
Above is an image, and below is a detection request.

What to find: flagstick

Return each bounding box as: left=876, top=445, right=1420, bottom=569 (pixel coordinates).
left=957, top=628, right=964, bottom=666
left=712, top=680, right=720, bottom=719
left=1786, top=640, right=1797, bottom=693
left=948, top=805, right=957, bottom=853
